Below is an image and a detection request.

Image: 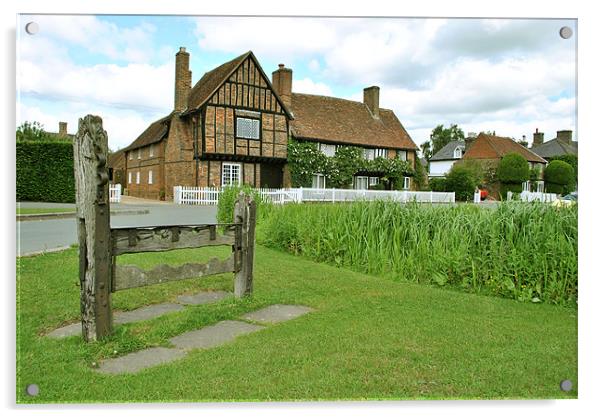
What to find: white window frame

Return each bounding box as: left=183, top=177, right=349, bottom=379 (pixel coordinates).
left=363, top=148, right=375, bottom=161
left=453, top=147, right=462, bottom=159
left=312, top=173, right=326, bottom=189
left=149, top=144, right=154, bottom=157
left=522, top=181, right=530, bottom=192
left=536, top=180, right=544, bottom=193
left=319, top=143, right=336, bottom=157
left=128, top=171, right=132, bottom=184
left=397, top=150, right=407, bottom=161
left=137, top=148, right=141, bottom=159
left=369, top=176, right=379, bottom=186
left=222, top=162, right=242, bottom=187
left=136, top=171, right=140, bottom=184
left=236, top=117, right=260, bottom=139
left=129, top=151, right=132, bottom=160
left=355, top=176, right=369, bottom=190
left=403, top=176, right=411, bottom=190
left=148, top=170, right=153, bottom=185
left=375, top=148, right=387, bottom=159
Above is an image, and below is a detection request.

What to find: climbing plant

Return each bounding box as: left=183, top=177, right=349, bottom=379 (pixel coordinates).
left=287, top=139, right=415, bottom=189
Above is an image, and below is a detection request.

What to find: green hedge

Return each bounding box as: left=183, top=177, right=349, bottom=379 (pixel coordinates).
left=16, top=141, right=75, bottom=203
left=544, top=160, right=575, bottom=195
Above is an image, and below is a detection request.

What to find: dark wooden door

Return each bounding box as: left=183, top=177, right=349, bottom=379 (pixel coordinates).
left=260, top=164, right=283, bottom=188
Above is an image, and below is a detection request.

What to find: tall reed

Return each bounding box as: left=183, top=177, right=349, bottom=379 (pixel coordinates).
left=257, top=202, right=577, bottom=305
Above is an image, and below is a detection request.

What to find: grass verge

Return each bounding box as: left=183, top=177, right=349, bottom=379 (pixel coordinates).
left=17, top=245, right=577, bottom=402
left=17, top=207, right=74, bottom=215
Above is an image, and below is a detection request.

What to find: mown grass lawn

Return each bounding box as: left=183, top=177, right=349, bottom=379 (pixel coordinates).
left=17, top=207, right=74, bottom=215
left=17, top=245, right=577, bottom=403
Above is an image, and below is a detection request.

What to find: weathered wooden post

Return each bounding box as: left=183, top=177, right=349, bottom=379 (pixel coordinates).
left=233, top=192, right=256, bottom=298
left=73, top=115, right=113, bottom=341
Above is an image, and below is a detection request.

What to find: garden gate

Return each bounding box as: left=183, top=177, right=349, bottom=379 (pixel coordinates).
left=73, top=115, right=256, bottom=342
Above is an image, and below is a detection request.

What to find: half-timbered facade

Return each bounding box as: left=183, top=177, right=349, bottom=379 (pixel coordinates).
left=118, top=47, right=418, bottom=199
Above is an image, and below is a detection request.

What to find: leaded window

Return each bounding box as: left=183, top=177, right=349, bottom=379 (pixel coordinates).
left=236, top=117, right=260, bottom=139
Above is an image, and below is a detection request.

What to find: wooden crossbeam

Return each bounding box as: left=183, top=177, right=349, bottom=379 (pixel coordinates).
left=112, top=254, right=236, bottom=291
left=111, top=225, right=237, bottom=256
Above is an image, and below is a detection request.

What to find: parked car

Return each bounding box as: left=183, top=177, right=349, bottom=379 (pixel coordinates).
left=552, top=192, right=577, bottom=207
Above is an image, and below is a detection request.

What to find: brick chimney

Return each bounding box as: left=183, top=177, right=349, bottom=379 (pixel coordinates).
left=58, top=122, right=67, bottom=137
left=174, top=47, right=192, bottom=112
left=557, top=130, right=573, bottom=144
left=363, top=86, right=380, bottom=119
left=464, top=132, right=477, bottom=152
left=533, top=128, right=544, bottom=147
left=271, top=64, right=292, bottom=108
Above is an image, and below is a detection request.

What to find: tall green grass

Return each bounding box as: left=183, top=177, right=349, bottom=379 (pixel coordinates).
left=257, top=202, right=577, bottom=305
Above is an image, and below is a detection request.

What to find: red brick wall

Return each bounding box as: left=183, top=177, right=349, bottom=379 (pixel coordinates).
left=125, top=141, right=165, bottom=199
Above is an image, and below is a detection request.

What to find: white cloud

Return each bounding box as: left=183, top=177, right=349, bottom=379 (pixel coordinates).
left=24, top=15, right=158, bottom=63
left=18, top=33, right=173, bottom=113
left=293, top=78, right=333, bottom=96
left=17, top=102, right=163, bottom=151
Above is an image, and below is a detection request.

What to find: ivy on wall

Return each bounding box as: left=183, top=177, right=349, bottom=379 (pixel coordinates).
left=287, top=139, right=415, bottom=189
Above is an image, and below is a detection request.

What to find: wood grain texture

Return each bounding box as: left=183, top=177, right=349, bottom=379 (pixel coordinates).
left=73, top=114, right=113, bottom=341
left=111, top=224, right=236, bottom=256
left=113, top=254, right=236, bottom=291
left=234, top=193, right=256, bottom=298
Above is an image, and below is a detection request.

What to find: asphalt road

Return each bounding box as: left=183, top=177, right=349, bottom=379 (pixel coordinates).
left=17, top=203, right=218, bottom=256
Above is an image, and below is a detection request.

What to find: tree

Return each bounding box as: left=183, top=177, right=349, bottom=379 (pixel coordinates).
left=544, top=160, right=575, bottom=195
left=429, top=124, right=465, bottom=157
left=420, top=141, right=432, bottom=160
left=498, top=153, right=529, bottom=184
left=16, top=121, right=50, bottom=142
left=547, top=155, right=577, bottom=179
left=446, top=165, right=478, bottom=201
left=413, top=159, right=428, bottom=191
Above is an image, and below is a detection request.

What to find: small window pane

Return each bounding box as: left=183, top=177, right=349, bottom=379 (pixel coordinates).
left=312, top=173, right=326, bottom=189
left=320, top=143, right=336, bottom=157
left=236, top=118, right=260, bottom=139
left=369, top=177, right=379, bottom=186
left=222, top=163, right=241, bottom=186
left=148, top=170, right=153, bottom=184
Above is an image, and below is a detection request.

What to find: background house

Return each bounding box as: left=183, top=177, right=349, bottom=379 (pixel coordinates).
left=428, top=140, right=465, bottom=178
left=119, top=48, right=419, bottom=200
left=530, top=129, right=578, bottom=160
left=462, top=133, right=547, bottom=197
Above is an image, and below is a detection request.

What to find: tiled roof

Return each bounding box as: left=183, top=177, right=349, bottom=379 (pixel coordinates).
left=463, top=133, right=547, bottom=164
left=290, top=93, right=418, bottom=150
left=108, top=149, right=125, bottom=169
left=187, top=52, right=251, bottom=112
left=122, top=114, right=172, bottom=152
left=430, top=140, right=465, bottom=161
left=531, top=139, right=578, bottom=159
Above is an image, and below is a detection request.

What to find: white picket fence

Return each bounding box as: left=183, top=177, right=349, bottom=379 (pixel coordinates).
left=507, top=190, right=558, bottom=203
left=109, top=184, right=122, bottom=203
left=173, top=186, right=455, bottom=205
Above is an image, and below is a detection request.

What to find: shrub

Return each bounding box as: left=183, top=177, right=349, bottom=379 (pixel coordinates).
left=16, top=141, right=75, bottom=203
left=498, top=153, right=529, bottom=184
left=428, top=177, right=447, bottom=192
left=544, top=160, right=575, bottom=195
left=500, top=182, right=523, bottom=200
left=216, top=185, right=270, bottom=225
left=413, top=159, right=429, bottom=191
left=548, top=154, right=577, bottom=178
left=445, top=165, right=478, bottom=201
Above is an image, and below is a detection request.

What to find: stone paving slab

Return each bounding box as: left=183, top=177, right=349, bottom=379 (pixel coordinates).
left=176, top=290, right=231, bottom=306
left=241, top=304, right=313, bottom=324
left=47, top=302, right=184, bottom=338
left=97, top=347, right=186, bottom=375
left=46, top=322, right=82, bottom=338
left=169, top=320, right=264, bottom=350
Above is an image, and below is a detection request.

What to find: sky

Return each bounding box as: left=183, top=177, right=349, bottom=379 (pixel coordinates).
left=16, top=15, right=577, bottom=153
